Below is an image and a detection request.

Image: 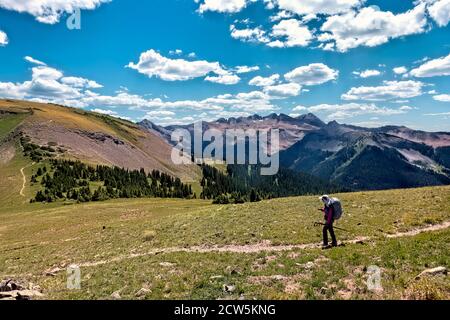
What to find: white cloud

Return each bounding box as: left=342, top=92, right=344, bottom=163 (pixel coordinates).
left=263, top=82, right=302, bottom=97
left=427, top=0, right=450, bottom=27
left=230, top=25, right=270, bottom=43
left=0, top=62, right=102, bottom=103
left=306, top=102, right=409, bottom=120
left=269, top=10, right=294, bottom=22
left=353, top=69, right=381, bottom=78
left=127, top=49, right=237, bottom=84
left=205, top=74, right=241, bottom=85
left=230, top=19, right=314, bottom=48
left=319, top=4, right=428, bottom=52
left=31, top=66, right=63, bottom=80
left=198, top=0, right=249, bottom=13
left=234, top=65, right=260, bottom=74
left=0, top=82, right=26, bottom=99
left=268, top=19, right=314, bottom=48
left=61, top=77, right=103, bottom=89
left=0, top=0, right=110, bottom=24
left=0, top=58, right=289, bottom=119
left=409, top=53, right=450, bottom=77
left=145, top=110, right=176, bottom=117
left=393, top=66, right=408, bottom=75
left=285, top=63, right=338, bottom=85
left=0, top=30, right=8, bottom=46
left=249, top=74, right=280, bottom=86
left=342, top=80, right=425, bottom=101
left=273, top=0, right=364, bottom=15
left=90, top=89, right=280, bottom=114
left=433, top=94, right=450, bottom=102
left=292, top=105, right=307, bottom=112
left=24, top=56, right=47, bottom=66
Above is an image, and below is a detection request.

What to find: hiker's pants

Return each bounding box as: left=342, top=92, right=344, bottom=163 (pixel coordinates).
left=323, top=223, right=337, bottom=246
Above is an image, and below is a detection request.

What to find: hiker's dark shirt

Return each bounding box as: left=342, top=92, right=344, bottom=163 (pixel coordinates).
left=324, top=206, right=334, bottom=225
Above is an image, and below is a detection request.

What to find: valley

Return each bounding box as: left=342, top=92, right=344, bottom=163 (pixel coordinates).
left=0, top=99, right=449, bottom=300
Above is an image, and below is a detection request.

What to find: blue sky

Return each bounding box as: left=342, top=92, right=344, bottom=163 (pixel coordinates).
left=0, top=0, right=449, bottom=130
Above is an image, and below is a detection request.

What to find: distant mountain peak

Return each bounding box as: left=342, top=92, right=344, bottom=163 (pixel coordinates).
left=296, top=113, right=326, bottom=128
left=327, top=120, right=340, bottom=127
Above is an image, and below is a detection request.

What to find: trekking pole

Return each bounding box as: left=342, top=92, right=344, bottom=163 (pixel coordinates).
left=313, top=222, right=350, bottom=232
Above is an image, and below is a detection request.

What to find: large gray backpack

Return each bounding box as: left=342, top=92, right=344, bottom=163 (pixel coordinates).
left=330, top=198, right=343, bottom=220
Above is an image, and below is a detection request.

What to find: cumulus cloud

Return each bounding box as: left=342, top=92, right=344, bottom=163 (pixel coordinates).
left=427, top=0, right=450, bottom=27
left=197, top=0, right=250, bottom=13
left=292, top=105, right=307, bottom=112
left=433, top=94, right=450, bottom=102
left=269, top=10, right=295, bottom=22
left=0, top=62, right=102, bottom=103
left=271, top=0, right=364, bottom=15
left=60, top=77, right=103, bottom=89
left=0, top=30, right=8, bottom=46
left=127, top=49, right=238, bottom=84
left=145, top=110, right=176, bottom=117
left=342, top=80, right=425, bottom=101
left=409, top=53, right=450, bottom=77
left=204, top=74, right=241, bottom=85
left=263, top=82, right=302, bottom=97
left=210, top=1, right=450, bottom=52
left=86, top=89, right=281, bottom=115
left=230, top=19, right=314, bottom=48
left=284, top=63, right=338, bottom=85
left=234, top=65, right=260, bottom=74
left=249, top=74, right=280, bottom=86
left=0, top=0, right=110, bottom=24
left=267, top=19, right=314, bottom=48
left=230, top=25, right=270, bottom=44
left=0, top=56, right=301, bottom=122
left=319, top=4, right=428, bottom=52
left=353, top=69, right=381, bottom=78
left=306, top=102, right=409, bottom=120
left=393, top=66, right=408, bottom=75
left=31, top=66, right=63, bottom=80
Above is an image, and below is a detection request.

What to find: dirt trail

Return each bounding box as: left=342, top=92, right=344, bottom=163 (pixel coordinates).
left=386, top=220, right=450, bottom=238
left=19, top=162, right=35, bottom=197
left=71, top=220, right=450, bottom=269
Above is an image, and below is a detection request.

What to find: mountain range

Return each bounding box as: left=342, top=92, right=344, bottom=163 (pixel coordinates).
left=1, top=99, right=449, bottom=191
left=139, top=112, right=450, bottom=191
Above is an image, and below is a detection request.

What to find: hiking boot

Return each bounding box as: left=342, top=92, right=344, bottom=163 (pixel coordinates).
left=322, top=244, right=333, bottom=250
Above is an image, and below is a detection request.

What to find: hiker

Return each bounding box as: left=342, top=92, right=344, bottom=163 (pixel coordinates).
left=319, top=195, right=338, bottom=249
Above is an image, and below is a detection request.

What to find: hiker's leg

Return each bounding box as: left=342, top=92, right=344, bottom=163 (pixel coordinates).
left=322, top=225, right=329, bottom=246
left=329, top=223, right=337, bottom=246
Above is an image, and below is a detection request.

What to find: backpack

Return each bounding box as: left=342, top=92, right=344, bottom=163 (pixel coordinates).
left=330, top=198, right=343, bottom=220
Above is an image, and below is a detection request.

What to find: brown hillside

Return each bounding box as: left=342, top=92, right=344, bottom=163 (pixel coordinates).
left=0, top=99, right=200, bottom=182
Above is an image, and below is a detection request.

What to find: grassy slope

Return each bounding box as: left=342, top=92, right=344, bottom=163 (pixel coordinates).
left=0, top=173, right=448, bottom=299
left=0, top=113, right=28, bottom=141
left=0, top=99, right=201, bottom=182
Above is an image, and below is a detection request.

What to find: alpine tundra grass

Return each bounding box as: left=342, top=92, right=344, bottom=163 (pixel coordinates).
left=0, top=148, right=449, bottom=300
